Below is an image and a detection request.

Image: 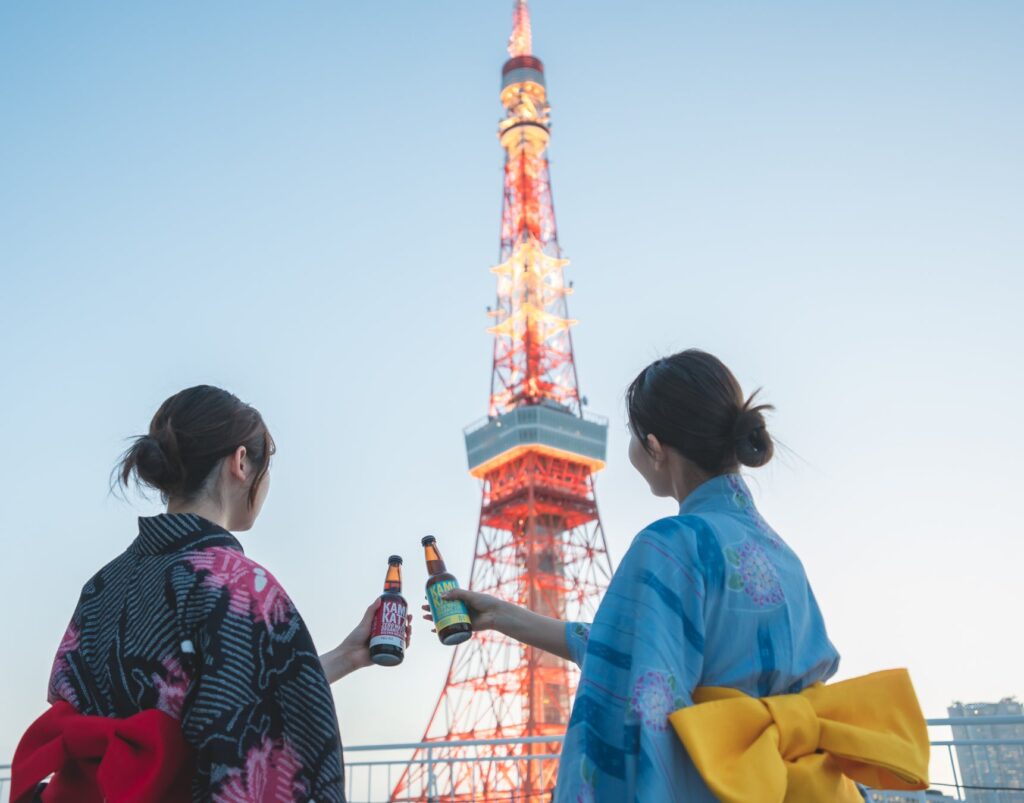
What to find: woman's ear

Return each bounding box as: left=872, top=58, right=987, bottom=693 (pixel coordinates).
left=227, top=445, right=248, bottom=482
left=645, top=433, right=665, bottom=466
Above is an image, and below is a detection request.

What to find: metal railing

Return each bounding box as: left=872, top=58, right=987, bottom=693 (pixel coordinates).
left=2, top=716, right=1022, bottom=802
left=339, top=716, right=1024, bottom=802
left=343, top=735, right=563, bottom=803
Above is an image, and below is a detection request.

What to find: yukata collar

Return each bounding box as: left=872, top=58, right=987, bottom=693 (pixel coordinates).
left=130, top=512, right=244, bottom=556
left=679, top=473, right=747, bottom=516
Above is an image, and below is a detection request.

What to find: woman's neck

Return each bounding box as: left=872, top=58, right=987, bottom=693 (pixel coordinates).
left=667, top=454, right=714, bottom=505
left=166, top=497, right=231, bottom=531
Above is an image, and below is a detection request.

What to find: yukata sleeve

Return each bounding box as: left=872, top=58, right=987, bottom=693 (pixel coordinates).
left=590, top=521, right=708, bottom=799
left=564, top=621, right=592, bottom=668
left=175, top=550, right=346, bottom=803
left=615, top=522, right=707, bottom=714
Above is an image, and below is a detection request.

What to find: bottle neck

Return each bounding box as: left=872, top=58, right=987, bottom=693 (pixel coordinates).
left=384, top=564, right=402, bottom=593
left=424, top=544, right=447, bottom=576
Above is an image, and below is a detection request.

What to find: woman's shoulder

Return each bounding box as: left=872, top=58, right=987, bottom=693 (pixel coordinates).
left=172, top=546, right=299, bottom=627
left=624, top=511, right=746, bottom=594
left=74, top=546, right=150, bottom=605
left=178, top=545, right=277, bottom=581
left=631, top=512, right=726, bottom=558
left=624, top=514, right=712, bottom=572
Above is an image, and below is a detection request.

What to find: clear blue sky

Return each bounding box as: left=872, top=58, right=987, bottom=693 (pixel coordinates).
left=1, top=0, right=1021, bottom=771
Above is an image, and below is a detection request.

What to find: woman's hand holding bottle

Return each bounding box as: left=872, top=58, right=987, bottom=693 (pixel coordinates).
left=423, top=587, right=509, bottom=632
left=320, top=599, right=413, bottom=684
left=422, top=588, right=572, bottom=661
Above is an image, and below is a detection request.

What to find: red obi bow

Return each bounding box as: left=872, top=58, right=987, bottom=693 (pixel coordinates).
left=11, top=701, right=194, bottom=803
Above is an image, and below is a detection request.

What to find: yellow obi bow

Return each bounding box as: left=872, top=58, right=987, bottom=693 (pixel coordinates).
left=669, top=668, right=930, bottom=803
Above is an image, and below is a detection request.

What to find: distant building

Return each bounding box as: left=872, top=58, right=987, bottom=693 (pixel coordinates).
left=948, top=698, right=1024, bottom=802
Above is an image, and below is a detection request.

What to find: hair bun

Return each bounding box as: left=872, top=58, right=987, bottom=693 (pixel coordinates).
left=733, top=403, right=774, bottom=468
left=132, top=433, right=184, bottom=495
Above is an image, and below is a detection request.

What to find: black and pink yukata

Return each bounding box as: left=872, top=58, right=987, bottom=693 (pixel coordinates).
left=47, top=513, right=346, bottom=802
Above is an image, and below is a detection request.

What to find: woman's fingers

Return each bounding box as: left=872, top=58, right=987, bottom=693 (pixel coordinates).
left=345, top=598, right=380, bottom=643
left=440, top=587, right=490, bottom=611
left=441, top=587, right=496, bottom=622
left=362, top=598, right=381, bottom=623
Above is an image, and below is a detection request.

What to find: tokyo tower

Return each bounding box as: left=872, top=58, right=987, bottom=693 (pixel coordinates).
left=393, top=2, right=613, bottom=800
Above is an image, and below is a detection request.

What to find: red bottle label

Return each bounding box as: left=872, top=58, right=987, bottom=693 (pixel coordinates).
left=370, top=598, right=407, bottom=649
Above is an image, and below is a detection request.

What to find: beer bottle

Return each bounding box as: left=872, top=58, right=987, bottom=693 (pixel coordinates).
left=369, top=555, right=408, bottom=667
left=422, top=535, right=472, bottom=646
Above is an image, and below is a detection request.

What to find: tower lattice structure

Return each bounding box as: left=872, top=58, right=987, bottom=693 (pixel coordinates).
left=393, top=2, right=613, bottom=801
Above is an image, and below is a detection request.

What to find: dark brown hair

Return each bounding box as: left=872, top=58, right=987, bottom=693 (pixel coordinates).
left=626, top=349, right=774, bottom=473
left=116, top=385, right=274, bottom=506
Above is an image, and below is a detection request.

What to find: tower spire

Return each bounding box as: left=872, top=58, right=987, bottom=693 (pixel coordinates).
left=508, top=0, right=533, bottom=57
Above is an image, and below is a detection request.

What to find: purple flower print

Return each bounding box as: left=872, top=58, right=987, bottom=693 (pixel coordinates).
left=575, top=782, right=596, bottom=803
left=630, top=671, right=682, bottom=731
left=726, top=542, right=784, bottom=607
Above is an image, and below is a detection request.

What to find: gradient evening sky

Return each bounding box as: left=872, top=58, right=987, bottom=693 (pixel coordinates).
left=1, top=0, right=1021, bottom=763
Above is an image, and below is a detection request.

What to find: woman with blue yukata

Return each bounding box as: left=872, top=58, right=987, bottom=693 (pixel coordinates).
left=440, top=349, right=929, bottom=802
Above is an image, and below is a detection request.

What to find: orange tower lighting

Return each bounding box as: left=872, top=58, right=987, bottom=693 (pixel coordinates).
left=393, top=2, right=613, bottom=800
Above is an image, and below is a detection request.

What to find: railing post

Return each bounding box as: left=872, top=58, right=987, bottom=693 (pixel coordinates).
left=946, top=743, right=962, bottom=799
left=426, top=746, right=436, bottom=803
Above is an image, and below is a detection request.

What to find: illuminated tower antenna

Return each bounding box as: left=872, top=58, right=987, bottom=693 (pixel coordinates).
left=508, top=0, right=532, bottom=58
left=393, top=2, right=613, bottom=799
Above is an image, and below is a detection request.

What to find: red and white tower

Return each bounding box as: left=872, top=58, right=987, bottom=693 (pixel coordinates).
left=394, top=2, right=612, bottom=799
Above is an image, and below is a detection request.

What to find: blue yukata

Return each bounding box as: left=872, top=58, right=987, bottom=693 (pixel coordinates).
left=554, top=474, right=840, bottom=802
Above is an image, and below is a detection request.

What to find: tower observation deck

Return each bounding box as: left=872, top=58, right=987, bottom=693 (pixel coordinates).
left=393, top=2, right=613, bottom=800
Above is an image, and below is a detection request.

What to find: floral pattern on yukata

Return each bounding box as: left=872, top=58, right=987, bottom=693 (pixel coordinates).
left=726, top=541, right=785, bottom=607
left=630, top=671, right=686, bottom=731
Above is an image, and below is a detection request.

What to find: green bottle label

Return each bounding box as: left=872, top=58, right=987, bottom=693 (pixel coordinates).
left=428, top=579, right=471, bottom=631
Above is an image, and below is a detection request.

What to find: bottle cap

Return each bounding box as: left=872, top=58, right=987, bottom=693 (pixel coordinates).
left=388, top=555, right=403, bottom=565
left=421, top=535, right=437, bottom=546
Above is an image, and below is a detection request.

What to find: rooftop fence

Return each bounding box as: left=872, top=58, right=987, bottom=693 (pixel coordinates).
left=2, top=715, right=1022, bottom=802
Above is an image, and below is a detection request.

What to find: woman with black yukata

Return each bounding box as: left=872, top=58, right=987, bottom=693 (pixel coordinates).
left=16, top=386, right=410, bottom=802
left=433, top=350, right=929, bottom=802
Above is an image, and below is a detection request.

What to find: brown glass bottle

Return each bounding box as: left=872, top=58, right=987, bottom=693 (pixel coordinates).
left=369, top=555, right=408, bottom=666
left=422, top=535, right=472, bottom=646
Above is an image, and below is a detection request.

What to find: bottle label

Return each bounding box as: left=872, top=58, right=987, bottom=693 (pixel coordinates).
left=427, top=579, right=471, bottom=631
left=370, top=598, right=407, bottom=650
